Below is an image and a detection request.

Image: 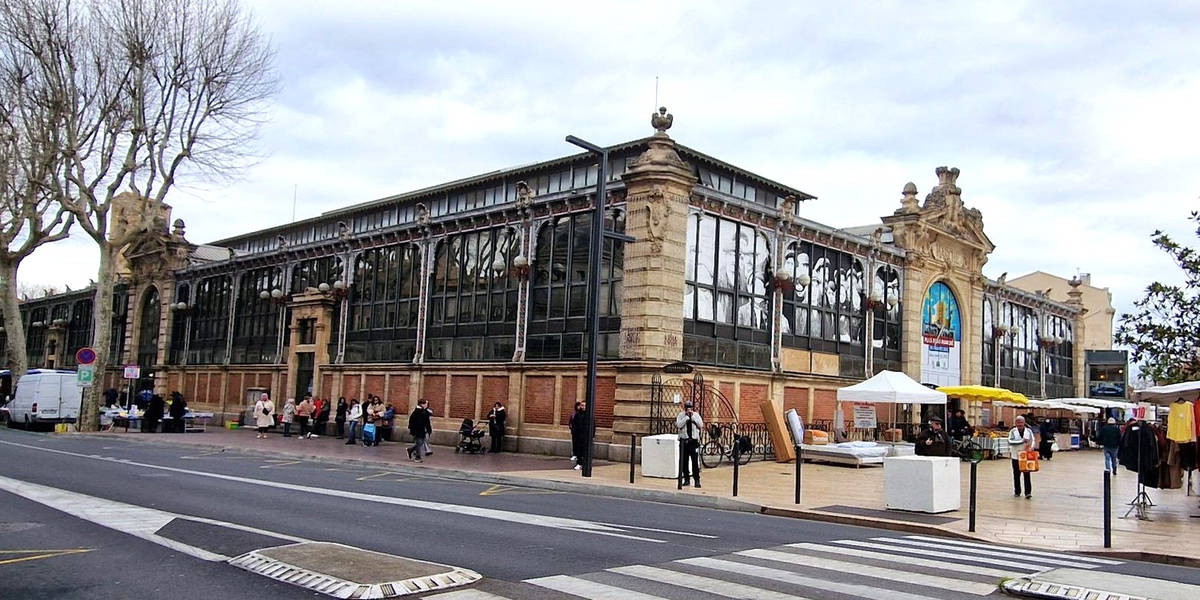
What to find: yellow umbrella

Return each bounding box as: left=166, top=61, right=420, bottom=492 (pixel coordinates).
left=936, top=385, right=1029, bottom=405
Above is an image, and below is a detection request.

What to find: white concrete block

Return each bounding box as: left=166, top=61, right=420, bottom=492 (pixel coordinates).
left=884, top=456, right=961, bottom=513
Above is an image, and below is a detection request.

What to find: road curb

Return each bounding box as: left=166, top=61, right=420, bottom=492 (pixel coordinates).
left=759, top=506, right=980, bottom=541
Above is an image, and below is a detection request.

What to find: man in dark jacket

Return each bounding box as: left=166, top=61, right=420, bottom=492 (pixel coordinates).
left=948, top=410, right=973, bottom=441
left=1097, top=417, right=1122, bottom=475
left=487, top=402, right=507, bottom=453
left=916, top=417, right=951, bottom=456
left=568, top=401, right=589, bottom=470
left=144, top=394, right=166, bottom=433
left=168, top=392, right=187, bottom=433
left=406, top=399, right=432, bottom=463
left=1038, top=417, right=1057, bottom=460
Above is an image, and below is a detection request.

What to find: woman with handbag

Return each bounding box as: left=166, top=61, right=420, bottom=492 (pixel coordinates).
left=1009, top=416, right=1037, bottom=498
left=253, top=393, right=274, bottom=439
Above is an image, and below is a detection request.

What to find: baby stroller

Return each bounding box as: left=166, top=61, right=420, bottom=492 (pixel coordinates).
left=455, top=419, right=487, bottom=454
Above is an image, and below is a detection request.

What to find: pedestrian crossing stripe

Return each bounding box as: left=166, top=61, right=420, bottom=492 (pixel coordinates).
left=787, top=542, right=1021, bottom=579
left=678, top=556, right=941, bottom=600
left=609, top=565, right=812, bottom=600
left=873, top=537, right=1111, bottom=569
left=902, top=535, right=1122, bottom=565
left=737, top=548, right=998, bottom=595
left=525, top=575, right=670, bottom=599
left=832, top=538, right=1082, bottom=572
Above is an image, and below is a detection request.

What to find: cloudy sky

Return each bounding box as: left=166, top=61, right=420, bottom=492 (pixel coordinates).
left=21, top=0, right=1200, bottom=338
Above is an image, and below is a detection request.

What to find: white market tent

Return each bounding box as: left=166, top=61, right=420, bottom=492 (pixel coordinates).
left=836, top=370, right=947, bottom=404
left=1050, top=397, right=1135, bottom=413
left=1134, top=381, right=1200, bottom=404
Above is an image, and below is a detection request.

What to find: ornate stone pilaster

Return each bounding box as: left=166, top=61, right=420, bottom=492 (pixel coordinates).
left=285, top=290, right=337, bottom=401
left=412, top=207, right=433, bottom=365
left=511, top=183, right=535, bottom=363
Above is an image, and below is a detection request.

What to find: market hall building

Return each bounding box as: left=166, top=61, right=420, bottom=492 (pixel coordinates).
left=1, top=112, right=1090, bottom=458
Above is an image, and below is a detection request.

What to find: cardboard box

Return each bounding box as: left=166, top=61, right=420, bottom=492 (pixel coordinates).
left=804, top=430, right=829, bottom=445
left=882, top=428, right=904, bottom=442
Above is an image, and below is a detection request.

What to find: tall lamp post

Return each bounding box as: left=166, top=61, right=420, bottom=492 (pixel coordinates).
left=565, top=134, right=635, bottom=477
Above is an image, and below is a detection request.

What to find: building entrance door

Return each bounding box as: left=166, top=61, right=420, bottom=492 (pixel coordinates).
left=295, top=353, right=314, bottom=400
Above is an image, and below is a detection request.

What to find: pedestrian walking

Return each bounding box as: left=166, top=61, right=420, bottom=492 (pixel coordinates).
left=487, top=401, right=507, bottom=453
left=344, top=399, right=362, bottom=445
left=1097, top=417, right=1122, bottom=475
left=253, top=393, right=274, bottom=439
left=1038, top=417, right=1057, bottom=460
left=335, top=397, right=347, bottom=439
left=1009, top=416, right=1036, bottom=498
left=569, top=401, right=588, bottom=470
left=916, top=416, right=951, bottom=456
left=421, top=401, right=435, bottom=456
left=407, top=399, right=432, bottom=462
left=676, top=402, right=703, bottom=488
left=295, top=396, right=314, bottom=439
left=281, top=398, right=296, bottom=437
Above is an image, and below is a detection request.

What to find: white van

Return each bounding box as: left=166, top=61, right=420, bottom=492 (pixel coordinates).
left=6, top=369, right=81, bottom=429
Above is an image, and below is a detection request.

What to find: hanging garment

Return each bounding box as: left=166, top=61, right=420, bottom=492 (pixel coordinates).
left=1180, top=441, right=1197, bottom=471
left=1167, top=401, right=1197, bottom=443
left=1194, top=400, right=1200, bottom=438
left=1162, top=440, right=1184, bottom=490
left=1118, top=423, right=1161, bottom=487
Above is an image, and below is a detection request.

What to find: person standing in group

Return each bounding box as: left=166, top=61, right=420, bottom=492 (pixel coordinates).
left=948, top=409, right=973, bottom=441
left=487, top=402, right=507, bottom=453
left=312, top=397, right=326, bottom=437
left=1038, top=416, right=1057, bottom=461
left=379, top=403, right=396, bottom=444
left=407, top=399, right=432, bottom=462
left=335, top=397, right=348, bottom=439
left=344, top=399, right=362, bottom=445
left=569, top=401, right=588, bottom=470
left=281, top=398, right=296, bottom=437
left=295, top=396, right=315, bottom=439
left=253, top=393, right=274, bottom=439
left=676, top=402, right=703, bottom=488
left=1009, top=416, right=1037, bottom=498
left=168, top=392, right=187, bottom=433
left=1097, top=417, right=1122, bottom=475
left=916, top=416, right=951, bottom=456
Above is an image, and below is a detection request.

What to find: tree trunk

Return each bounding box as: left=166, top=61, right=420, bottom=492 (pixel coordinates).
left=0, top=259, right=28, bottom=388
left=80, top=244, right=118, bottom=431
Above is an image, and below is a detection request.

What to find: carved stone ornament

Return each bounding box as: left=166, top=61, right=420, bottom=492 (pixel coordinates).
left=514, top=181, right=533, bottom=211
left=646, top=185, right=672, bottom=253
left=896, top=182, right=920, bottom=215
left=415, top=203, right=431, bottom=228
left=628, top=106, right=692, bottom=175
left=651, top=106, right=674, bottom=133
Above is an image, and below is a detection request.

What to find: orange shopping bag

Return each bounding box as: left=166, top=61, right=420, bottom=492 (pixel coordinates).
left=1018, top=449, right=1040, bottom=472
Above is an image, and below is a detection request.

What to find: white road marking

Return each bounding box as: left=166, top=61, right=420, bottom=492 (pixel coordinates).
left=788, top=542, right=1020, bottom=579
left=611, top=564, right=812, bottom=599
left=421, top=590, right=510, bottom=600
left=902, top=535, right=1123, bottom=565
left=738, top=548, right=997, bottom=595
left=874, top=537, right=1106, bottom=569
left=526, top=575, right=669, bottom=599
left=679, top=556, right=940, bottom=600
left=0, top=439, right=675, bottom=544
left=833, top=539, right=1067, bottom=572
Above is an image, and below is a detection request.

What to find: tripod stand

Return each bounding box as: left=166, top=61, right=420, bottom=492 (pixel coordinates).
left=1121, top=423, right=1155, bottom=521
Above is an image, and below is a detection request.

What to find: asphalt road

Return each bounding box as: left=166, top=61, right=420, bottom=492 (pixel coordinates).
left=2, top=426, right=1198, bottom=599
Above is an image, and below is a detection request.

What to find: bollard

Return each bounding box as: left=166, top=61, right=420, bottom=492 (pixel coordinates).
left=969, top=461, right=978, bottom=533
left=794, top=445, right=802, bottom=504
left=732, top=444, right=741, bottom=497
left=1104, top=470, right=1112, bottom=548
left=629, top=433, right=636, bottom=484
left=677, top=437, right=684, bottom=490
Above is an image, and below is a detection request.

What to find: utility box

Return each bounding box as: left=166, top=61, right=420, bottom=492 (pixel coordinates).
left=641, top=434, right=680, bottom=478
left=884, top=456, right=961, bottom=513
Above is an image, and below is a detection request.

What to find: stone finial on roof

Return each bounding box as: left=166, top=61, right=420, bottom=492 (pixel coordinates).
left=172, top=218, right=186, bottom=237
left=896, top=182, right=920, bottom=214
left=651, top=106, right=674, bottom=134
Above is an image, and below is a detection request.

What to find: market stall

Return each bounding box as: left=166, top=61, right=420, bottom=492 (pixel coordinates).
left=937, top=385, right=1028, bottom=459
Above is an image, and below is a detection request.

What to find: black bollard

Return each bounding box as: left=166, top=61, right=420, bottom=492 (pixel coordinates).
left=1104, top=470, right=1112, bottom=548
left=733, top=444, right=741, bottom=497
left=969, top=461, right=978, bottom=533
left=794, top=445, right=802, bottom=504
left=629, top=433, right=636, bottom=484
left=677, top=437, right=684, bottom=490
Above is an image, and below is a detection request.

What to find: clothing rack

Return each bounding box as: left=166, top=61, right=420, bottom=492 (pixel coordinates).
left=1122, top=422, right=1154, bottom=521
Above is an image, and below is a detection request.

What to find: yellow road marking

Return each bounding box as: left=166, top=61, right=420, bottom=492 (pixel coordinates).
left=478, top=484, right=560, bottom=496
left=355, top=471, right=405, bottom=481
left=0, top=548, right=93, bottom=566
left=258, top=460, right=303, bottom=469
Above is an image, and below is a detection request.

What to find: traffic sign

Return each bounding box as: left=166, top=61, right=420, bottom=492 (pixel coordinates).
left=76, top=346, right=97, bottom=365
left=123, top=365, right=140, bottom=379
left=77, top=365, right=95, bottom=387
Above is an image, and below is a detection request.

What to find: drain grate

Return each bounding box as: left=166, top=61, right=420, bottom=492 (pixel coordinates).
left=1002, top=577, right=1144, bottom=600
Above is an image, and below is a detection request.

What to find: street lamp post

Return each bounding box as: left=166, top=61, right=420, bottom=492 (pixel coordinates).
left=565, top=134, right=635, bottom=477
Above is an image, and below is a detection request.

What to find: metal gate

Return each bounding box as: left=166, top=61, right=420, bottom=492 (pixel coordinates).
left=648, top=372, right=773, bottom=459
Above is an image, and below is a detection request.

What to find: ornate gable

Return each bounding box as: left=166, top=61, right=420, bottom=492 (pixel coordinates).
left=883, top=166, right=995, bottom=275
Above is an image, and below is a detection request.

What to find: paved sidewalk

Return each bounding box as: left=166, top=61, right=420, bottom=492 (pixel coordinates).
left=84, top=427, right=1200, bottom=567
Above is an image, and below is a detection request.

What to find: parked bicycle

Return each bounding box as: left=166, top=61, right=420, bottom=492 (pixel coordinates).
left=950, top=437, right=984, bottom=462
left=700, top=424, right=754, bottom=468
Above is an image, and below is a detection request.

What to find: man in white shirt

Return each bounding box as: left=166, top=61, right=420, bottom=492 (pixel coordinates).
left=1009, top=416, right=1036, bottom=498
left=676, top=402, right=704, bottom=488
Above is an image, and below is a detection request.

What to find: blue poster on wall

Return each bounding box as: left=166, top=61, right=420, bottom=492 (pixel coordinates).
left=920, top=282, right=961, bottom=386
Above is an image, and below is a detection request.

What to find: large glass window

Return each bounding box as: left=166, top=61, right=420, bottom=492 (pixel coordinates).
left=136, top=288, right=161, bottom=368
left=981, top=298, right=995, bottom=386
left=231, top=267, right=282, bottom=364
left=1046, top=314, right=1074, bottom=397
left=682, top=213, right=772, bottom=369
left=345, top=244, right=422, bottom=362
left=25, top=307, right=47, bottom=367
left=168, top=284, right=189, bottom=365
left=110, top=287, right=129, bottom=362
left=428, top=229, right=520, bottom=361
left=527, top=209, right=625, bottom=360
left=998, top=301, right=1040, bottom=396
left=779, top=240, right=867, bottom=355
left=291, top=256, right=342, bottom=293
left=189, top=276, right=231, bottom=364
left=871, top=265, right=902, bottom=371
left=62, top=299, right=93, bottom=368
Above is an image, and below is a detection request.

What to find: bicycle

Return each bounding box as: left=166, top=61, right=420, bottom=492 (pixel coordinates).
left=700, top=424, right=754, bottom=468
left=950, top=436, right=984, bottom=462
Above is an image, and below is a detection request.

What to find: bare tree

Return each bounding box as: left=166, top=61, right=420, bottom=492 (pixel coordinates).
left=0, top=4, right=76, bottom=385
left=3, top=0, right=275, bottom=429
